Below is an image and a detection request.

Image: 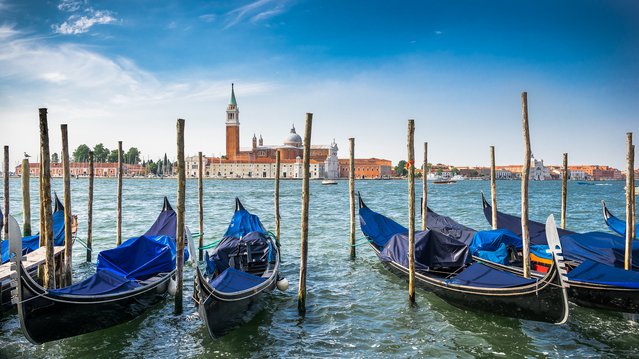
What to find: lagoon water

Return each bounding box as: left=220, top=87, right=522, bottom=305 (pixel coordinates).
left=1, top=178, right=638, bottom=358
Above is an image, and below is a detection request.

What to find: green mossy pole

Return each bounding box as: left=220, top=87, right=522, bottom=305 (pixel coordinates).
left=175, top=118, right=186, bottom=314
left=407, top=119, right=416, bottom=303
left=87, top=151, right=94, bottom=262
left=39, top=108, right=55, bottom=289
left=349, top=137, right=356, bottom=259
left=21, top=158, right=31, bottom=237
left=521, top=92, right=531, bottom=279
left=298, top=113, right=312, bottom=314
left=61, top=124, right=73, bottom=286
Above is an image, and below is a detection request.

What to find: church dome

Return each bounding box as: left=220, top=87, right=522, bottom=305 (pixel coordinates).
left=283, top=125, right=303, bottom=146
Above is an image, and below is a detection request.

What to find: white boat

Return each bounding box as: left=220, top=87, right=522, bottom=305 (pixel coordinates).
left=451, top=174, right=466, bottom=181
left=321, top=179, right=338, bottom=185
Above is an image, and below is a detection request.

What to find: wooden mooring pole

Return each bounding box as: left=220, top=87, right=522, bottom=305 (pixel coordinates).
left=87, top=151, right=94, bottom=262
left=490, top=146, right=498, bottom=230
left=39, top=108, right=55, bottom=289
left=349, top=137, right=356, bottom=259
left=3, top=146, right=8, bottom=241
left=407, top=119, right=416, bottom=303
left=422, top=142, right=428, bottom=231
left=198, top=151, right=204, bottom=261
left=116, top=141, right=123, bottom=246
left=632, top=144, right=636, bottom=240
left=274, top=150, right=281, bottom=248
left=561, top=153, right=568, bottom=230
left=626, top=133, right=633, bottom=270
left=298, top=113, right=312, bottom=314
left=61, top=124, right=73, bottom=286
left=175, top=118, right=186, bottom=314
left=521, top=92, right=531, bottom=278
left=21, top=158, right=31, bottom=236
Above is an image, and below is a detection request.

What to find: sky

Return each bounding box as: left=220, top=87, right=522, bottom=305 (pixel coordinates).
left=0, top=0, right=638, bottom=169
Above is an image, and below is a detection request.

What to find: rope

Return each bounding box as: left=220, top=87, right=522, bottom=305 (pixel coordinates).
left=198, top=239, right=221, bottom=250
left=351, top=238, right=372, bottom=247
left=74, top=237, right=92, bottom=251
left=191, top=232, right=202, bottom=238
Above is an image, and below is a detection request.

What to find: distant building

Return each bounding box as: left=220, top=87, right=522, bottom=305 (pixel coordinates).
left=338, top=158, right=393, bottom=179
left=186, top=84, right=389, bottom=179
left=15, top=162, right=147, bottom=177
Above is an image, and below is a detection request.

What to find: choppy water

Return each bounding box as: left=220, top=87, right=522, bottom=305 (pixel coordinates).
left=1, top=178, right=638, bottom=358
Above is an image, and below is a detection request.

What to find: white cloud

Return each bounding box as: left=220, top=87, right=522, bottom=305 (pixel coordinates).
left=225, top=0, right=286, bottom=29
left=0, top=24, right=19, bottom=40
left=53, top=10, right=117, bottom=34
left=57, top=0, right=84, bottom=12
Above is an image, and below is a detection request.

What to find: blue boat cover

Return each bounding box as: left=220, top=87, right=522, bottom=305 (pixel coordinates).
left=209, top=267, right=266, bottom=293
left=224, top=208, right=267, bottom=239
left=482, top=199, right=574, bottom=245
left=605, top=210, right=638, bottom=239
left=1, top=205, right=66, bottom=264
left=49, top=269, right=140, bottom=295
left=207, top=231, right=271, bottom=274
left=380, top=229, right=470, bottom=270
left=447, top=262, right=538, bottom=288
left=97, top=235, right=179, bottom=281
left=567, top=260, right=639, bottom=289
left=359, top=205, right=408, bottom=248
left=560, top=232, right=639, bottom=270
left=471, top=229, right=522, bottom=253
left=144, top=206, right=177, bottom=238
left=426, top=207, right=476, bottom=245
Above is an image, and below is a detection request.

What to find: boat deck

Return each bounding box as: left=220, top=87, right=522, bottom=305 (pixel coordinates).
left=0, top=246, right=65, bottom=283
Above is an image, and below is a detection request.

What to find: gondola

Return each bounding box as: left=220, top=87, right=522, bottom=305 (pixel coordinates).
left=475, top=193, right=639, bottom=313
left=602, top=200, right=638, bottom=239
left=10, top=197, right=189, bottom=344
left=358, top=195, right=569, bottom=324
left=1, top=194, right=71, bottom=314
left=193, top=198, right=281, bottom=338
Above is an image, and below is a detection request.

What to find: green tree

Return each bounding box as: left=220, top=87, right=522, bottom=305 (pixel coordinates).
left=72, top=144, right=90, bottom=162
left=146, top=160, right=158, bottom=175
left=107, top=149, right=120, bottom=163
left=394, top=160, right=407, bottom=177
left=436, top=168, right=443, bottom=175
left=125, top=147, right=141, bottom=164
left=51, top=152, right=59, bottom=163
left=93, top=143, right=110, bottom=162
left=451, top=167, right=460, bottom=175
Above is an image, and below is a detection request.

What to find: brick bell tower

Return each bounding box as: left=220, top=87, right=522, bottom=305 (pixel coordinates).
left=225, top=83, right=240, bottom=160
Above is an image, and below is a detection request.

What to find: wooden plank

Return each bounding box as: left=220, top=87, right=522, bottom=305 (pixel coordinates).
left=0, top=246, right=64, bottom=282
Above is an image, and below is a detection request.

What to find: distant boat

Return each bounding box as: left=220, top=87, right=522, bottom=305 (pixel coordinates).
left=321, top=179, right=338, bottom=185
left=451, top=174, right=466, bottom=181
left=433, top=180, right=457, bottom=185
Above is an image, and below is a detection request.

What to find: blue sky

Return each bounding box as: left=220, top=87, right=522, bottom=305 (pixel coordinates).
left=0, top=0, right=638, bottom=169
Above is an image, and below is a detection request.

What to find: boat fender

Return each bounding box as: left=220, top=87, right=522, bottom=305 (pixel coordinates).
left=168, top=278, right=177, bottom=296
left=276, top=277, right=289, bottom=291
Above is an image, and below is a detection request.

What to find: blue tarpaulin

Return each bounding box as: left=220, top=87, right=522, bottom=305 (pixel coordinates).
left=471, top=229, right=522, bottom=253
left=224, top=202, right=266, bottom=239
left=209, top=267, right=266, bottom=293
left=359, top=205, right=408, bottom=248
left=426, top=207, right=476, bottom=245
left=561, top=232, right=639, bottom=270
left=1, top=205, right=67, bottom=264
left=380, top=230, right=470, bottom=270
left=482, top=197, right=574, bottom=245
left=97, top=235, right=178, bottom=281
left=447, top=262, right=538, bottom=288
left=49, top=269, right=140, bottom=295
left=567, top=260, right=639, bottom=289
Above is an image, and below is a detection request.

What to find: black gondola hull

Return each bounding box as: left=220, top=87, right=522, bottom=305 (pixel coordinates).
left=194, top=266, right=276, bottom=338
left=374, top=246, right=568, bottom=324
left=15, top=262, right=172, bottom=344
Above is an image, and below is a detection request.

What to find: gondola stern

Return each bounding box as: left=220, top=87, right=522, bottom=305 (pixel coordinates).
left=481, top=191, right=489, bottom=209
left=358, top=192, right=367, bottom=209
left=601, top=200, right=612, bottom=225
left=54, top=192, right=63, bottom=213
left=162, top=196, right=174, bottom=212
left=235, top=198, right=245, bottom=212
